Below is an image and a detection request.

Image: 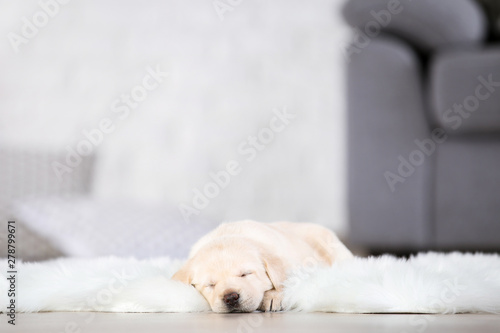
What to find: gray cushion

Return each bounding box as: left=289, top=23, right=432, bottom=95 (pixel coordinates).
left=343, top=0, right=487, bottom=53
left=430, top=47, right=500, bottom=134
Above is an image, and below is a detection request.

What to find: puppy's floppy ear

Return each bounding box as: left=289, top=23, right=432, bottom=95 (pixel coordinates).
left=261, top=250, right=287, bottom=291
left=171, top=260, right=193, bottom=285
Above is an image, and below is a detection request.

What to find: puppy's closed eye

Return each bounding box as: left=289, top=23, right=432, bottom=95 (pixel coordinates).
left=240, top=272, right=252, bottom=278
left=191, top=283, right=215, bottom=289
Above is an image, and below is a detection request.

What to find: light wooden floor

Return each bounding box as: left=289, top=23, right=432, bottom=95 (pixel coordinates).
left=2, top=312, right=500, bottom=333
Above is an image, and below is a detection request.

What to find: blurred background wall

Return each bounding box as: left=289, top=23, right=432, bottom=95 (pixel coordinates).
left=0, top=0, right=351, bottom=233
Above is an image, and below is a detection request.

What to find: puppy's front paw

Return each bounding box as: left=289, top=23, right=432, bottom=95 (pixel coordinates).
left=259, top=289, right=283, bottom=312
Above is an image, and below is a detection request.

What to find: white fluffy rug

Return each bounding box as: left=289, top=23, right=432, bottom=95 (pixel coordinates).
left=1, top=252, right=500, bottom=313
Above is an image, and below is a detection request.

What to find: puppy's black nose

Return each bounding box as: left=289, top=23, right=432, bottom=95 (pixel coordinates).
left=223, top=292, right=240, bottom=307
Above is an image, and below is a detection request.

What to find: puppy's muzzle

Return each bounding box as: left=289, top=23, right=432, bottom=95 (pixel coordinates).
left=223, top=291, right=240, bottom=309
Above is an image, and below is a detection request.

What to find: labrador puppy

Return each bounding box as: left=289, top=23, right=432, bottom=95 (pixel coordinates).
left=172, top=220, right=353, bottom=312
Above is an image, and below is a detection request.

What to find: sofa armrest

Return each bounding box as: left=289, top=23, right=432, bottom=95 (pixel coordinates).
left=343, top=0, right=487, bottom=53
left=347, top=37, right=432, bottom=249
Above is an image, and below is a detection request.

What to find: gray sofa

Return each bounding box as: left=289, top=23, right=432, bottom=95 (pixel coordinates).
left=343, top=0, right=500, bottom=252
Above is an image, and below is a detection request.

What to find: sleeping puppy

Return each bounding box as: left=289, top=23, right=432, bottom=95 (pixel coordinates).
left=172, top=220, right=353, bottom=313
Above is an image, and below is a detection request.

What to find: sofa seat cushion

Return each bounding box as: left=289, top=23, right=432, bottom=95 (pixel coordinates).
left=430, top=47, right=500, bottom=134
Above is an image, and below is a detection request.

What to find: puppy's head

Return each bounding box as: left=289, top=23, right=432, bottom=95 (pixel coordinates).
left=172, top=237, right=285, bottom=313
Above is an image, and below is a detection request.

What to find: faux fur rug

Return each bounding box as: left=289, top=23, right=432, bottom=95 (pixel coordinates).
left=1, top=252, right=500, bottom=313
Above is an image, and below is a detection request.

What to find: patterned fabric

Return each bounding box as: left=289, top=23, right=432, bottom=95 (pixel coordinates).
left=0, top=147, right=94, bottom=261
left=12, top=197, right=218, bottom=259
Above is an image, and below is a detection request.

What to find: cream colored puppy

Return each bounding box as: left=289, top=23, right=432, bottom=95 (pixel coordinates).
left=172, top=220, right=353, bottom=313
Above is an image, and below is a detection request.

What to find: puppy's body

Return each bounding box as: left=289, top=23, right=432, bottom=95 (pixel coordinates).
left=172, top=220, right=353, bottom=313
